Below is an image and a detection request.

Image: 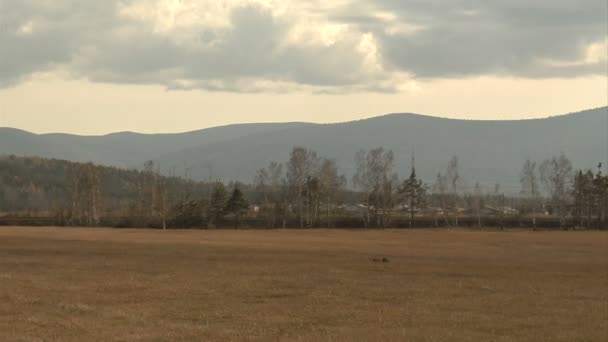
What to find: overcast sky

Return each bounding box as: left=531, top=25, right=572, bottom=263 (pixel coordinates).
left=0, top=0, right=606, bottom=135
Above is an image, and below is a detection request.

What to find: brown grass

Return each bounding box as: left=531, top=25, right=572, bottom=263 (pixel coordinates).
left=1, top=227, right=607, bottom=341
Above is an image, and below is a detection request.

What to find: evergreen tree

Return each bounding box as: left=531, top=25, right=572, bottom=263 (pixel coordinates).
left=209, top=182, right=227, bottom=226
left=226, top=187, right=249, bottom=228
left=593, top=164, right=608, bottom=228
left=399, top=157, right=427, bottom=228
left=572, top=170, right=594, bottom=227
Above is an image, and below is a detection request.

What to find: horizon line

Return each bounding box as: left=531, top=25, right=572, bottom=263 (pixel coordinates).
left=1, top=106, right=605, bottom=137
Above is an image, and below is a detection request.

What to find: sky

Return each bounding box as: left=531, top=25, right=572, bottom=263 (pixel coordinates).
left=0, top=0, right=606, bottom=135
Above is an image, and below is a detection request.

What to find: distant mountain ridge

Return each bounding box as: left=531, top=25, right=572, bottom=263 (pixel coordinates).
left=0, top=122, right=311, bottom=169
left=1, top=107, right=606, bottom=193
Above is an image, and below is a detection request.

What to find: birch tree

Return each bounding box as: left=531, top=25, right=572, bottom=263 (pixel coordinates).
left=540, top=153, right=573, bottom=229
left=353, top=148, right=395, bottom=228
left=319, top=159, right=346, bottom=228
left=286, top=147, right=320, bottom=228
left=446, top=156, right=461, bottom=225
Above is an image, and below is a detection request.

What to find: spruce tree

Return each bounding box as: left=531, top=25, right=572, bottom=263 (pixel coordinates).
left=226, top=187, right=249, bottom=228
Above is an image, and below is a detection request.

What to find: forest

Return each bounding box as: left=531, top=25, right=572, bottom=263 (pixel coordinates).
left=0, top=148, right=606, bottom=230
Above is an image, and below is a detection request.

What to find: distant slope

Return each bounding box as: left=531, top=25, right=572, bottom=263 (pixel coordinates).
left=1, top=107, right=606, bottom=192
left=157, top=107, right=607, bottom=192
left=0, top=122, right=310, bottom=169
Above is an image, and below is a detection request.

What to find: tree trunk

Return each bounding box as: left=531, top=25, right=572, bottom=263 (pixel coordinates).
left=410, top=195, right=414, bottom=228
left=327, top=195, right=331, bottom=228
left=532, top=201, right=536, bottom=230
left=305, top=187, right=310, bottom=228
left=298, top=185, right=303, bottom=228
left=365, top=193, right=370, bottom=228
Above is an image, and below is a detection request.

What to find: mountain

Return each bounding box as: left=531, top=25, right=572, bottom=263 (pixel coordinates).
left=1, top=107, right=606, bottom=193
left=0, top=122, right=310, bottom=169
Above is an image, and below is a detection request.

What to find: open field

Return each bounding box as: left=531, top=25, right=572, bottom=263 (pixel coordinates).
left=1, top=227, right=607, bottom=341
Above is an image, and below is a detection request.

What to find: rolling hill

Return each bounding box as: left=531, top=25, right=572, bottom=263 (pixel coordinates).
left=1, top=107, right=606, bottom=193
left=0, top=122, right=310, bottom=169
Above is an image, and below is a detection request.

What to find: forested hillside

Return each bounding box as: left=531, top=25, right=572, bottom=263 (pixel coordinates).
left=0, top=156, right=211, bottom=227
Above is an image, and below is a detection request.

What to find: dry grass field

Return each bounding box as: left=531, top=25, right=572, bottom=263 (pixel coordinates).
left=0, top=227, right=606, bottom=341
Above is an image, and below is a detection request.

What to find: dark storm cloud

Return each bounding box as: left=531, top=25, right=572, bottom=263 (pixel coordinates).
left=338, top=0, right=607, bottom=78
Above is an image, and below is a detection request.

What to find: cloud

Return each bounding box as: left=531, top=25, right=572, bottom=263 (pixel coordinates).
left=337, top=0, right=608, bottom=78
left=0, top=0, right=606, bottom=92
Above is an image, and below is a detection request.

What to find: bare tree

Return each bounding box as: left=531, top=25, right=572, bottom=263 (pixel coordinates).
left=446, top=156, right=461, bottom=226
left=141, top=160, right=169, bottom=229
left=143, top=160, right=156, bottom=218
left=267, top=162, right=284, bottom=228
left=319, top=159, right=345, bottom=227
left=540, top=153, right=573, bottom=229
left=353, top=148, right=395, bottom=228
left=473, top=181, right=483, bottom=228
left=286, top=147, right=320, bottom=228
left=382, top=173, right=400, bottom=227
left=353, top=149, right=372, bottom=227
left=447, top=156, right=460, bottom=194
left=254, top=162, right=288, bottom=228
left=68, top=163, right=102, bottom=226
left=305, top=176, right=321, bottom=227
left=374, top=148, right=396, bottom=228
left=254, top=166, right=270, bottom=226
left=155, top=163, right=168, bottom=230
left=432, top=172, right=449, bottom=226
left=520, top=159, right=539, bottom=228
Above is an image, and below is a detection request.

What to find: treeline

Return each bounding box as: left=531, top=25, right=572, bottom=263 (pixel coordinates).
left=0, top=149, right=606, bottom=229
left=0, top=155, right=208, bottom=227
